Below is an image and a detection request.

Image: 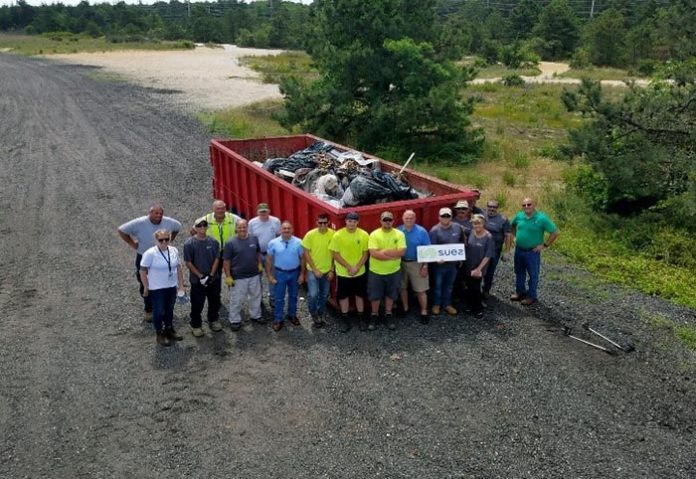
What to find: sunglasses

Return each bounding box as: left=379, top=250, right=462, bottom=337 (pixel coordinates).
left=317, top=221, right=328, bottom=225
left=522, top=203, right=533, bottom=207
left=382, top=218, right=393, bottom=222
left=440, top=214, right=452, bottom=218
left=157, top=238, right=170, bottom=243
left=195, top=224, right=207, bottom=227
left=487, top=205, right=498, bottom=209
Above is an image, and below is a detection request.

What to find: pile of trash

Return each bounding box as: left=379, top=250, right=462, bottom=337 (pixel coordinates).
left=262, top=142, right=422, bottom=207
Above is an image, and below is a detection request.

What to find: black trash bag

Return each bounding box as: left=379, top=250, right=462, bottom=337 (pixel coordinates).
left=372, top=171, right=418, bottom=201
left=348, top=173, right=394, bottom=204
left=262, top=142, right=334, bottom=174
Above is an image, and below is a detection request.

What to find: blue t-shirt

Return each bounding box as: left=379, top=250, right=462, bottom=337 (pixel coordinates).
left=267, top=235, right=304, bottom=270
left=397, top=224, right=431, bottom=261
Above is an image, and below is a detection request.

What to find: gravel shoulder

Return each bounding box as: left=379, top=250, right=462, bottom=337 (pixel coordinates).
left=0, top=53, right=694, bottom=479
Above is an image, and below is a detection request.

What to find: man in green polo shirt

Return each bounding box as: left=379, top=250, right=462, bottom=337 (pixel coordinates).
left=510, top=197, right=560, bottom=305
left=368, top=211, right=407, bottom=330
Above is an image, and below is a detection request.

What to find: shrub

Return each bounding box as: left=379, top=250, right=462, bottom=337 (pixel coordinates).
left=502, top=170, right=516, bottom=187
left=564, top=163, right=609, bottom=210
left=511, top=153, right=530, bottom=168
left=570, top=47, right=591, bottom=69
left=502, top=74, right=525, bottom=87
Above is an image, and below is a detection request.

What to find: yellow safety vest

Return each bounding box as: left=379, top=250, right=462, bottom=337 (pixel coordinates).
left=205, top=212, right=236, bottom=247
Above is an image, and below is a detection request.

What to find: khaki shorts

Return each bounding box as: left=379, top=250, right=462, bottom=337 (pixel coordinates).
left=400, top=261, right=429, bottom=293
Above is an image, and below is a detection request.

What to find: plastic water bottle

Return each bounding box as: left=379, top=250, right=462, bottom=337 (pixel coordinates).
left=177, top=290, right=190, bottom=305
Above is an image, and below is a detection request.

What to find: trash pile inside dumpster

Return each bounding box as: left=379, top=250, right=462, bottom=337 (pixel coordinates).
left=262, top=142, right=423, bottom=207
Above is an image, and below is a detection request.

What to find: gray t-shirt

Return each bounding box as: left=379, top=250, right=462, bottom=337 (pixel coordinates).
left=452, top=217, right=472, bottom=236
left=119, top=215, right=182, bottom=255
left=484, top=213, right=511, bottom=251
left=429, top=223, right=466, bottom=245
left=248, top=216, right=281, bottom=253
left=466, top=231, right=496, bottom=274
left=183, top=236, right=220, bottom=284
left=222, top=235, right=261, bottom=279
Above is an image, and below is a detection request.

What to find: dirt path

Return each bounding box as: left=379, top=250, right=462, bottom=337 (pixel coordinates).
left=49, top=44, right=285, bottom=111
left=472, top=61, right=650, bottom=87
left=0, top=53, right=694, bottom=478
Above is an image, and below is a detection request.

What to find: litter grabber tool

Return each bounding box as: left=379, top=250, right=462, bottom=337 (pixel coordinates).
left=561, top=326, right=616, bottom=355
left=582, top=323, right=635, bottom=353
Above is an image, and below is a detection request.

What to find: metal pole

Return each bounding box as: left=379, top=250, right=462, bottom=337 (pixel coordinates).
left=590, top=0, right=596, bottom=18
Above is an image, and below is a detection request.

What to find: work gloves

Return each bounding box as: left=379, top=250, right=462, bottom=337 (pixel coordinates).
left=224, top=276, right=235, bottom=287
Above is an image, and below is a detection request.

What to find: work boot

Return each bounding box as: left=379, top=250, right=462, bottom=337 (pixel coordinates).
left=444, top=305, right=457, bottom=316
left=358, top=314, right=367, bottom=331
left=510, top=293, right=526, bottom=302
left=144, top=311, right=153, bottom=322
left=209, top=320, right=223, bottom=332
left=230, top=322, right=242, bottom=331
left=367, top=315, right=378, bottom=331
left=191, top=327, right=204, bottom=338
left=166, top=328, right=183, bottom=341
left=431, top=305, right=441, bottom=315
left=156, top=331, right=171, bottom=347
left=339, top=314, right=351, bottom=333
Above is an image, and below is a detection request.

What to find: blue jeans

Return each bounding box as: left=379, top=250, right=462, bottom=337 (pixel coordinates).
left=432, top=264, right=458, bottom=307
left=273, top=268, right=300, bottom=322
left=483, top=248, right=502, bottom=293
left=150, top=287, right=177, bottom=332
left=514, top=248, right=541, bottom=299
left=306, top=272, right=331, bottom=316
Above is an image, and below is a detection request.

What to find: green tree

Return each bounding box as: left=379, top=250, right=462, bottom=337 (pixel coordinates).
left=509, top=0, right=541, bottom=40
left=561, top=65, right=695, bottom=221
left=281, top=0, right=483, bottom=162
left=584, top=8, right=627, bottom=67
left=532, top=0, right=580, bottom=59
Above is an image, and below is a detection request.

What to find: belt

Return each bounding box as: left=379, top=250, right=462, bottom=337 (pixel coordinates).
left=402, top=258, right=417, bottom=262
left=275, top=267, right=300, bottom=273
left=517, top=247, right=537, bottom=252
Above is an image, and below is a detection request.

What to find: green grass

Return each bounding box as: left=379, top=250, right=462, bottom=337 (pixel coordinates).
left=640, top=310, right=696, bottom=351
left=559, top=66, right=644, bottom=82
left=239, top=51, right=318, bottom=84
left=476, top=64, right=541, bottom=79
left=198, top=99, right=293, bottom=139
left=0, top=33, right=194, bottom=56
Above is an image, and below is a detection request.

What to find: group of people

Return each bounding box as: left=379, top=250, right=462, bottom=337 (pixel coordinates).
left=117, top=196, right=559, bottom=346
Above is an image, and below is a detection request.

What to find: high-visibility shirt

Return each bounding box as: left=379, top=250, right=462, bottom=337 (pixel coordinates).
left=203, top=212, right=237, bottom=248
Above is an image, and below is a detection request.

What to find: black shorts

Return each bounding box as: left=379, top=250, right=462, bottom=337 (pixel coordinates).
left=336, top=274, right=367, bottom=300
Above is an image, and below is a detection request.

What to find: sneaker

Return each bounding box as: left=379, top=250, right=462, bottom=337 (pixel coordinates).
left=191, top=327, right=204, bottom=338
left=482, top=291, right=490, bottom=300
left=431, top=305, right=441, bottom=315
left=475, top=311, right=484, bottom=319
left=510, top=293, right=526, bottom=302
left=444, top=305, right=457, bottom=316
left=156, top=331, right=171, bottom=347
left=521, top=298, right=538, bottom=306
left=419, top=312, right=429, bottom=324
left=358, top=317, right=368, bottom=331
left=230, top=322, right=242, bottom=331
left=272, top=321, right=283, bottom=332
left=386, top=314, right=396, bottom=331
left=166, top=328, right=183, bottom=341
left=339, top=315, right=351, bottom=333
left=144, top=311, right=153, bottom=322
left=481, top=299, right=488, bottom=308
left=287, top=315, right=301, bottom=326
left=251, top=317, right=266, bottom=324
left=209, top=320, right=223, bottom=332
left=313, top=319, right=325, bottom=329
left=367, top=315, right=377, bottom=331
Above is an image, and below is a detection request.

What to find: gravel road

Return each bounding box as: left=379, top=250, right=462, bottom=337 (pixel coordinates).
left=1, top=53, right=694, bottom=479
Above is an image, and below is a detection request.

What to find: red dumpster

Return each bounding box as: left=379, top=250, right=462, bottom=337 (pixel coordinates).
left=210, top=134, right=476, bottom=235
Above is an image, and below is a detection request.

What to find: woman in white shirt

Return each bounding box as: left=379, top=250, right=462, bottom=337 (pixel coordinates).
left=139, top=229, right=185, bottom=346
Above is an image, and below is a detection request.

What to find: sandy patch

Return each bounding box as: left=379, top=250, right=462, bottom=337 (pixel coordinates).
left=48, top=44, right=285, bottom=112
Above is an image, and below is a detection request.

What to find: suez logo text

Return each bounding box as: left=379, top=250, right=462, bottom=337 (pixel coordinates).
left=416, top=244, right=466, bottom=263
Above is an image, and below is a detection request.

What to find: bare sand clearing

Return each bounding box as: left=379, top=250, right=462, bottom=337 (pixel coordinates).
left=49, top=44, right=285, bottom=111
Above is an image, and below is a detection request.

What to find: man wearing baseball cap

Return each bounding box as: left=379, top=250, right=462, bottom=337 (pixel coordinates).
left=183, top=217, right=223, bottom=336
left=367, top=211, right=407, bottom=330
left=329, top=212, right=369, bottom=332
left=429, top=207, right=466, bottom=316
left=249, top=202, right=281, bottom=310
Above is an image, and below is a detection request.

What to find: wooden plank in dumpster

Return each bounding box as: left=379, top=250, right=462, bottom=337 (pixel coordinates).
left=209, top=134, right=476, bottom=237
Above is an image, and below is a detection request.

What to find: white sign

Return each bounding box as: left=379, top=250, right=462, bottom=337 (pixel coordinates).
left=416, top=244, right=466, bottom=263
